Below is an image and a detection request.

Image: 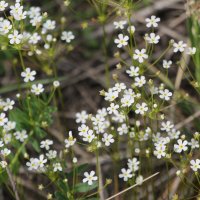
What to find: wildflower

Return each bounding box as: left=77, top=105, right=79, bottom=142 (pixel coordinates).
left=113, top=20, right=127, bottom=29
left=82, top=129, right=95, bottom=143
left=136, top=175, right=143, bottom=185
left=76, top=110, right=88, bottom=124
left=134, top=76, right=146, bottom=87
left=173, top=41, right=187, bottom=53
left=133, top=49, right=148, bottom=63
left=31, top=84, right=44, bottom=95
left=65, top=131, right=76, bottom=148
left=107, top=103, right=119, bottom=115
left=105, top=89, right=118, bottom=102
left=1, top=148, right=11, bottom=157
left=159, top=89, right=172, bottom=101
left=119, top=168, right=133, bottom=181
left=43, top=19, right=56, bottom=31
left=26, top=158, right=39, bottom=170
left=154, top=146, right=166, bottom=159
left=8, top=30, right=23, bottom=44
left=121, top=95, right=134, bottom=107
left=161, top=121, right=174, bottom=132
left=174, top=139, right=188, bottom=153
left=14, top=130, right=28, bottom=142
left=188, top=138, right=199, bottom=149
left=46, top=150, right=57, bottom=159
left=21, top=68, right=36, bottom=82
left=53, top=163, right=62, bottom=172
left=135, top=103, right=148, bottom=115
left=83, top=171, right=98, bottom=185
left=0, top=113, right=8, bottom=126
left=102, top=133, right=114, bottom=146
left=127, top=25, right=135, bottom=34
left=128, top=158, right=140, bottom=172
left=145, top=15, right=160, bottom=28
left=114, top=34, right=129, bottom=48
left=53, top=80, right=60, bottom=88
left=186, top=47, right=196, bottom=55
left=145, top=33, right=160, bottom=44
left=29, top=33, right=41, bottom=44
left=61, top=31, right=75, bottom=43
left=163, top=60, right=172, bottom=69
left=190, top=159, right=200, bottom=172
left=0, top=161, right=7, bottom=168
left=40, top=139, right=53, bottom=150
left=3, top=98, right=15, bottom=111
left=0, top=1, right=8, bottom=11
left=0, top=19, right=12, bottom=34
left=38, top=154, right=47, bottom=168
left=117, top=123, right=128, bottom=135
left=113, top=83, right=126, bottom=92
left=126, top=66, right=139, bottom=77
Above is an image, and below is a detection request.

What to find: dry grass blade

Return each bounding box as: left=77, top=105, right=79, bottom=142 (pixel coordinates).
left=105, top=172, right=160, bottom=200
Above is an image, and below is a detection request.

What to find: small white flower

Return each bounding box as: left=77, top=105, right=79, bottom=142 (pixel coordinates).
left=31, top=84, right=44, bottom=95
left=173, top=41, right=187, bottom=53
left=134, top=76, right=146, bottom=87
left=145, top=15, right=160, bottom=28
left=21, top=68, right=36, bottom=82
left=107, top=103, right=119, bottom=114
left=127, top=25, right=135, bottom=34
left=135, top=102, right=148, bottom=115
left=114, top=34, right=129, bottom=48
left=0, top=161, right=7, bottom=168
left=190, top=159, right=200, bottom=172
left=102, top=133, right=114, bottom=146
left=0, top=19, right=12, bottom=34
left=0, top=1, right=8, bottom=11
left=61, top=31, right=75, bottom=43
left=126, top=66, right=139, bottom=77
left=76, top=110, right=88, bottom=124
left=46, top=150, right=57, bottom=159
left=0, top=113, right=8, bottom=126
left=174, top=139, right=188, bottom=153
left=161, top=121, right=174, bottom=132
left=133, top=49, right=148, bottom=63
left=186, top=47, right=196, bottom=55
left=119, top=168, right=133, bottom=181
left=159, top=89, right=172, bottom=101
left=145, top=33, right=160, bottom=44
left=65, top=131, right=76, bottom=148
left=113, top=20, right=127, bottom=29
left=8, top=30, right=23, bottom=44
left=83, top=171, right=98, bottom=185
left=136, top=175, right=143, bottom=185
left=53, top=163, right=62, bottom=172
left=14, top=130, right=28, bottom=142
left=40, top=139, right=53, bottom=150
left=53, top=80, right=60, bottom=88
left=163, top=60, right=172, bottom=69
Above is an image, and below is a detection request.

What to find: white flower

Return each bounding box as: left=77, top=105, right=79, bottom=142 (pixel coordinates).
left=135, top=102, right=148, bottom=115
left=134, top=76, right=146, bottom=87
left=29, top=33, right=41, bottom=44
left=190, top=159, right=200, bottom=172
left=114, top=34, right=129, bottom=48
left=3, top=98, right=15, bottom=111
left=145, top=33, right=160, bottom=44
left=78, top=124, right=89, bottom=136
left=0, top=1, right=8, bottom=11
left=127, top=25, right=135, bottom=34
left=186, top=47, right=196, bottom=55
left=83, top=171, right=98, bottom=185
left=0, top=113, right=8, bottom=126
left=154, top=146, right=166, bottom=159
left=145, top=15, right=160, bottom=28
left=0, top=161, right=7, bottom=168
left=174, top=139, right=188, bottom=153
left=76, top=110, right=88, bottom=124
left=53, top=81, right=60, bottom=88
left=119, top=168, right=133, bottom=181
left=102, top=133, right=114, bottom=146
left=188, top=138, right=199, bottom=149
left=82, top=130, right=95, bottom=143
left=40, top=139, right=53, bottom=150
left=173, top=41, right=187, bottom=53
left=27, top=7, right=41, bottom=18
left=26, top=158, right=39, bottom=170
left=159, top=89, right=172, bottom=101
left=0, top=19, right=12, bottom=34
left=65, top=131, right=76, bottom=148
left=161, top=121, right=174, bottom=132
left=21, top=68, right=36, bottom=82
left=43, top=19, right=56, bottom=30
left=53, top=163, right=62, bottom=172
left=117, top=123, right=128, bottom=135
left=8, top=30, right=22, bottom=44
left=61, top=31, right=75, bottom=43
left=136, top=175, right=143, bottom=185
left=126, top=66, right=139, bottom=77
left=31, top=84, right=44, bottom=95
left=113, top=20, right=127, bottom=29
left=127, top=158, right=139, bottom=172
left=113, top=83, right=126, bottom=93
left=14, top=130, right=28, bottom=142
left=1, top=148, right=11, bottom=156
left=37, top=154, right=47, bottom=168
left=107, top=103, right=119, bottom=114
left=46, top=150, right=57, bottom=159
left=133, top=49, right=148, bottom=63
left=105, top=89, right=118, bottom=102
left=163, top=60, right=172, bottom=69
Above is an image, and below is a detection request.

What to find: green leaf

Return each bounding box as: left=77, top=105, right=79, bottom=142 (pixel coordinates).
left=74, top=182, right=98, bottom=193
